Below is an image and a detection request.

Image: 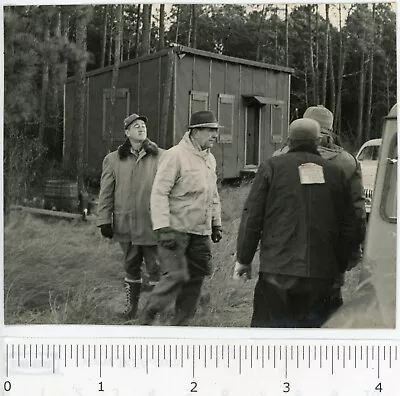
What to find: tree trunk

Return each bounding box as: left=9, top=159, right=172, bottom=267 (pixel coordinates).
left=135, top=4, right=141, bottom=58
left=328, top=18, right=336, bottom=114
left=187, top=5, right=192, bottom=47
left=159, top=4, right=165, bottom=50
left=175, top=5, right=181, bottom=43
left=107, top=5, right=114, bottom=65
left=356, top=35, right=367, bottom=147
left=308, top=5, right=317, bottom=104
left=274, top=6, right=278, bottom=63
left=108, top=4, right=124, bottom=153
left=365, top=4, right=375, bottom=142
left=285, top=4, right=289, bottom=67
left=141, top=4, right=151, bottom=56
left=191, top=4, right=197, bottom=48
left=321, top=4, right=329, bottom=106
left=304, top=52, right=309, bottom=108
left=100, top=5, right=108, bottom=68
left=334, top=4, right=345, bottom=135
left=256, top=5, right=266, bottom=62
left=39, top=12, right=50, bottom=143
left=73, top=6, right=91, bottom=191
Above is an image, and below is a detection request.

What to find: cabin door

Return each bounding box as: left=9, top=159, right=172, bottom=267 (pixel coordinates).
left=245, top=105, right=260, bottom=167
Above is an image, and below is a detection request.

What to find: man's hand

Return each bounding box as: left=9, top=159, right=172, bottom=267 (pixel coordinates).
left=233, top=261, right=252, bottom=281
left=99, top=224, right=113, bottom=239
left=157, top=227, right=177, bottom=250
left=211, top=225, right=223, bottom=243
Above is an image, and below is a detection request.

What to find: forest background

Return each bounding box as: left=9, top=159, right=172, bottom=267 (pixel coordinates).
left=3, top=3, right=397, bottom=208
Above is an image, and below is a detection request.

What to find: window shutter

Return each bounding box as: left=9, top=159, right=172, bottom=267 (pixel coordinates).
left=102, top=89, right=130, bottom=140
left=217, top=94, right=235, bottom=144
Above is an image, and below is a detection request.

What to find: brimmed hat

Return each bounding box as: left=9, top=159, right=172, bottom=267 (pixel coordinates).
left=124, top=113, right=148, bottom=129
left=303, top=105, right=333, bottom=134
left=288, top=119, right=321, bottom=141
left=188, top=111, right=220, bottom=129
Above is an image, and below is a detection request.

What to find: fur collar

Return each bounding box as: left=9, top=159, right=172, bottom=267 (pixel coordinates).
left=118, top=138, right=159, bottom=160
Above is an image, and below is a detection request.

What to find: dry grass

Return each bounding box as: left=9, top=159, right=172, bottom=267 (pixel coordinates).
left=4, top=182, right=364, bottom=327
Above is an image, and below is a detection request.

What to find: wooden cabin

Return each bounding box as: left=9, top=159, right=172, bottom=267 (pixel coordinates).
left=63, top=45, right=293, bottom=180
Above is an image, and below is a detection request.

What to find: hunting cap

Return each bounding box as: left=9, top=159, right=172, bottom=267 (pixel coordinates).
left=188, top=111, right=220, bottom=129
left=124, top=113, right=148, bottom=129
left=303, top=105, right=333, bottom=134
left=288, top=118, right=321, bottom=141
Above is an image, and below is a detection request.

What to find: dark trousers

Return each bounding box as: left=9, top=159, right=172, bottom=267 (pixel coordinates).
left=119, top=243, right=160, bottom=282
left=251, top=274, right=336, bottom=328
left=144, top=232, right=212, bottom=324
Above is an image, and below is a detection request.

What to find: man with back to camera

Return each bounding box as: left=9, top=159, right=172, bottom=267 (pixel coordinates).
left=96, top=113, right=163, bottom=320
left=273, top=105, right=366, bottom=312
left=139, top=110, right=223, bottom=326
left=234, top=118, right=365, bottom=328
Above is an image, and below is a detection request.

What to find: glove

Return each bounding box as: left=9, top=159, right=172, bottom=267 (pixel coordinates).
left=211, top=225, right=223, bottom=243
left=157, top=227, right=177, bottom=250
left=99, top=224, right=113, bottom=239
left=233, top=261, right=252, bottom=281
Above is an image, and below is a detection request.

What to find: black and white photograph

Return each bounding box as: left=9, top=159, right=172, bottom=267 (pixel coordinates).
left=3, top=2, right=397, bottom=330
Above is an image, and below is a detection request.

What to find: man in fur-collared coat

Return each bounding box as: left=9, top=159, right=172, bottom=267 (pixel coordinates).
left=97, top=113, right=163, bottom=320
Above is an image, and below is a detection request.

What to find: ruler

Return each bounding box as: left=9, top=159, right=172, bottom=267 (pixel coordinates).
left=2, top=338, right=400, bottom=395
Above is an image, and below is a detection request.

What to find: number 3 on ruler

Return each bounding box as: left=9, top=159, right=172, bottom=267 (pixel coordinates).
left=283, top=382, right=290, bottom=393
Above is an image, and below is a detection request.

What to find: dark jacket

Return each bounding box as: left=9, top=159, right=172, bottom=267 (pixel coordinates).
left=96, top=138, right=163, bottom=244
left=237, top=145, right=363, bottom=279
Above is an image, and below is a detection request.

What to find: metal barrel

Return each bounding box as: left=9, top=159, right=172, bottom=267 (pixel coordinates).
left=43, top=179, right=79, bottom=212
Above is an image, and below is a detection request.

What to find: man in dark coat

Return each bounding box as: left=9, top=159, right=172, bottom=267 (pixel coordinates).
left=97, top=113, right=163, bottom=320
left=235, top=118, right=364, bottom=328
left=273, top=105, right=366, bottom=311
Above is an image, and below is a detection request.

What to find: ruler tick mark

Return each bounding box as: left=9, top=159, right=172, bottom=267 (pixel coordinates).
left=250, top=345, right=252, bottom=368
left=216, top=345, right=219, bottom=368
left=343, top=346, right=345, bottom=368
left=314, top=345, right=316, bottom=361
left=268, top=345, right=270, bottom=361
left=308, top=345, right=311, bottom=368
left=198, top=345, right=201, bottom=360
left=30, top=344, right=32, bottom=367
left=378, top=346, right=380, bottom=379
left=262, top=346, right=264, bottom=368
left=140, top=345, right=143, bottom=360
left=64, top=345, right=67, bottom=367
left=181, top=345, right=183, bottom=368
left=291, top=345, right=294, bottom=361
left=152, top=345, right=154, bottom=360
left=18, top=345, right=20, bottom=367
left=122, top=345, right=125, bottom=368
left=239, top=345, right=242, bottom=375
left=59, top=344, right=61, bottom=360
left=12, top=344, right=15, bottom=359
left=134, top=345, right=137, bottom=367
left=169, top=345, right=172, bottom=368
left=76, top=345, right=79, bottom=368
left=319, top=346, right=322, bottom=368
left=146, top=345, right=149, bottom=374
left=117, top=345, right=120, bottom=360
left=6, top=344, right=9, bottom=377
left=100, top=346, right=102, bottom=378
left=279, top=345, right=282, bottom=361
left=192, top=345, right=195, bottom=378
left=274, top=345, right=276, bottom=368
left=285, top=346, right=288, bottom=379
left=355, top=346, right=357, bottom=368
left=175, top=345, right=177, bottom=360
left=204, top=345, right=207, bottom=368
left=395, top=346, right=398, bottom=361
left=389, top=346, right=392, bottom=368
left=222, top=345, right=224, bottom=361
left=157, top=345, right=160, bottom=367
left=256, top=345, right=258, bottom=361
left=111, top=345, right=114, bottom=368
left=164, top=345, right=166, bottom=360
left=325, top=345, right=328, bottom=360
left=88, top=345, right=91, bottom=368
left=233, top=345, right=236, bottom=360
left=128, top=345, right=131, bottom=360
left=52, top=345, right=55, bottom=373
left=372, top=346, right=375, bottom=360
left=228, top=345, right=230, bottom=368
left=366, top=346, right=369, bottom=368
left=383, top=346, right=386, bottom=361
left=331, top=346, right=334, bottom=375
left=296, top=346, right=299, bottom=368
left=41, top=345, right=43, bottom=367
left=187, top=345, right=190, bottom=360
left=23, top=344, right=26, bottom=359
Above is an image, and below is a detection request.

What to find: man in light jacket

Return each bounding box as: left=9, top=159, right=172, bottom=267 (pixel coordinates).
left=140, top=110, right=223, bottom=326
left=235, top=119, right=364, bottom=328
left=97, top=113, right=163, bottom=320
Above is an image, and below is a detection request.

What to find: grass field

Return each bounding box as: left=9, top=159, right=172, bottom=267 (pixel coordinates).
left=4, top=182, right=362, bottom=327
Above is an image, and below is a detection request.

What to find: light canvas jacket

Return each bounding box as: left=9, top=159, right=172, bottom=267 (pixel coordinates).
left=150, top=132, right=222, bottom=235
left=96, top=139, right=162, bottom=244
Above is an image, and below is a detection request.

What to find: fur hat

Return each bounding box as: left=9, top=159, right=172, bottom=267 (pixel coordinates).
left=303, top=105, right=333, bottom=134
left=124, top=113, right=148, bottom=129
left=288, top=119, right=321, bottom=141
left=188, top=111, right=220, bottom=129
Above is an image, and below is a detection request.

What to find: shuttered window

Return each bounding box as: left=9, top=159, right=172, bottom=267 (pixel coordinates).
left=270, top=103, right=284, bottom=143
left=189, top=91, right=209, bottom=115
left=102, top=88, right=130, bottom=141
left=217, top=94, right=235, bottom=144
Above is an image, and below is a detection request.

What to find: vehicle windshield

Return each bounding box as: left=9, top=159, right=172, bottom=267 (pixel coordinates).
left=357, top=145, right=380, bottom=161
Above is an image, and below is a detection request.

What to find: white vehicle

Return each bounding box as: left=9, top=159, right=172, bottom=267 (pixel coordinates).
left=324, top=104, right=397, bottom=328
left=356, top=138, right=382, bottom=214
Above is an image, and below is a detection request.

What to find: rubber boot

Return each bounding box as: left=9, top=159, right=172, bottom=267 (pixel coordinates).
left=171, top=278, right=204, bottom=326
left=122, top=278, right=141, bottom=320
